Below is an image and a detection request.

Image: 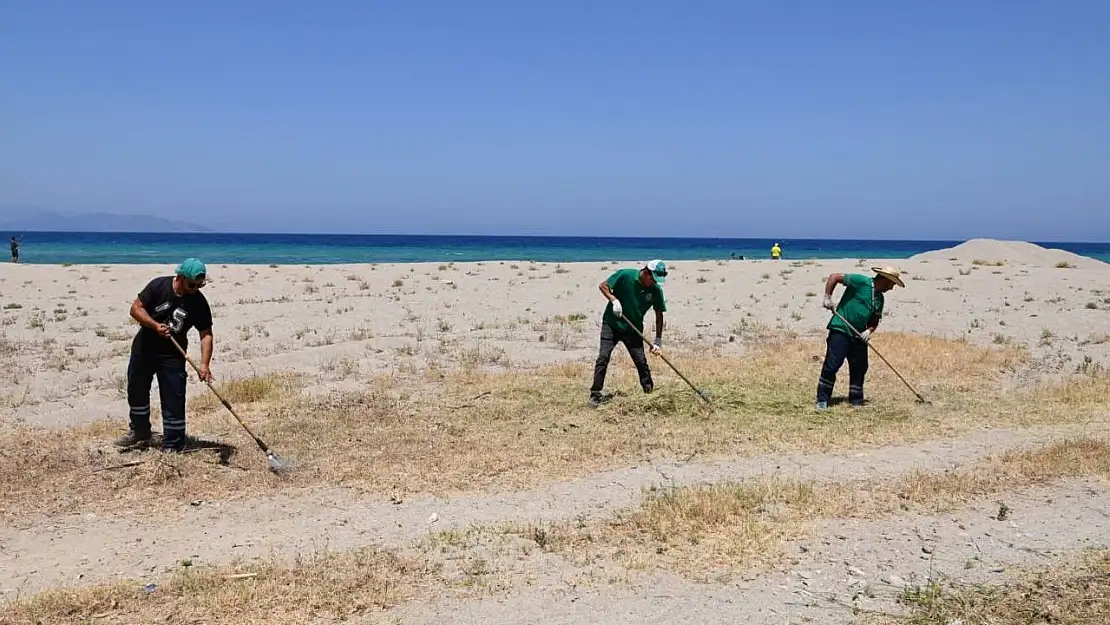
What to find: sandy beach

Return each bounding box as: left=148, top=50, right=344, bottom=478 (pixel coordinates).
left=2, top=238, right=1109, bottom=428
left=1, top=238, right=1109, bottom=624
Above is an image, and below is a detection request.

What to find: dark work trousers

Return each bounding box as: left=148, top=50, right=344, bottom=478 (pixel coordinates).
left=590, top=322, right=654, bottom=399
left=816, top=330, right=869, bottom=405
left=127, top=352, right=189, bottom=449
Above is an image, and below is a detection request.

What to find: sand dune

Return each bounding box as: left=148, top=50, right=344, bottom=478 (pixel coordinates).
left=910, top=238, right=1107, bottom=269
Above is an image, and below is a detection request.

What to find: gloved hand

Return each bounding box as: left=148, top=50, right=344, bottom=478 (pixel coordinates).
left=859, top=329, right=871, bottom=342
left=611, top=299, right=623, bottom=318
left=822, top=296, right=835, bottom=310
left=650, top=338, right=662, bottom=355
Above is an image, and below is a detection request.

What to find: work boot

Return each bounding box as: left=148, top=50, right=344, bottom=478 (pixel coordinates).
left=114, top=430, right=152, bottom=450
left=814, top=401, right=828, bottom=411
left=161, top=436, right=188, bottom=453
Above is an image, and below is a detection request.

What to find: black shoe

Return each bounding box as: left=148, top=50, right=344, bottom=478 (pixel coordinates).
left=114, top=431, right=152, bottom=450
left=162, top=436, right=189, bottom=453
left=588, top=396, right=602, bottom=408
left=642, top=385, right=654, bottom=394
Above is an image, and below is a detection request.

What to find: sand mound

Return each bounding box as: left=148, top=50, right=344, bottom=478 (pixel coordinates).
left=910, top=239, right=1107, bottom=269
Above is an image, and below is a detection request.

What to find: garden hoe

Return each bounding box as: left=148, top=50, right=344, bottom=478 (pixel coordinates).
left=620, top=313, right=713, bottom=406
left=169, top=336, right=293, bottom=474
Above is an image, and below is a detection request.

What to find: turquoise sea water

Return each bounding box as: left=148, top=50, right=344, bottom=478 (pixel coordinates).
left=6, top=232, right=1110, bottom=265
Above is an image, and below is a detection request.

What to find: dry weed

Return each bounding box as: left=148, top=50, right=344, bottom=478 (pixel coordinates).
left=884, top=549, right=1110, bottom=625
left=189, top=371, right=302, bottom=412
left=514, top=438, right=1110, bottom=580
left=0, top=547, right=434, bottom=625
left=0, top=334, right=1105, bottom=521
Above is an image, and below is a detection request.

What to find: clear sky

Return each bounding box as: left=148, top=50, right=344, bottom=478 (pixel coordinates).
left=2, top=1, right=1108, bottom=240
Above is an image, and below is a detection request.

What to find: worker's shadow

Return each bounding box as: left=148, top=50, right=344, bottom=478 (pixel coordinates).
left=115, top=434, right=238, bottom=465
left=183, top=436, right=238, bottom=465
left=826, top=397, right=869, bottom=407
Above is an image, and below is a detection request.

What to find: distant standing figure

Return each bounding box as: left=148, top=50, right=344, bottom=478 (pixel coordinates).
left=815, top=266, right=904, bottom=410
left=9, top=237, right=18, bottom=263
left=589, top=260, right=668, bottom=407
left=771, top=242, right=782, bottom=260
left=115, top=258, right=215, bottom=452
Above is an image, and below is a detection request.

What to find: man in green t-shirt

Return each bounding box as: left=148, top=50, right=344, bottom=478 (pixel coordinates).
left=815, top=266, right=904, bottom=410
left=589, top=260, right=668, bottom=407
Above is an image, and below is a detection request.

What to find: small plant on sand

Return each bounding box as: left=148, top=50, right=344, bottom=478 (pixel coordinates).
left=896, top=550, right=1109, bottom=625
left=1056, top=261, right=1075, bottom=269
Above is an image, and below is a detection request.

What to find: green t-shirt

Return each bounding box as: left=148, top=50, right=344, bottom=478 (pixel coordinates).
left=828, top=273, right=884, bottom=338
left=602, top=268, right=667, bottom=332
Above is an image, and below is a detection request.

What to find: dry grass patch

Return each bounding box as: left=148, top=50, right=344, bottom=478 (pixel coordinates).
left=189, top=371, right=302, bottom=413
left=882, top=549, right=1110, bottom=625
left=0, top=547, right=436, bottom=625
left=513, top=438, right=1110, bottom=580
left=1, top=333, right=1106, bottom=521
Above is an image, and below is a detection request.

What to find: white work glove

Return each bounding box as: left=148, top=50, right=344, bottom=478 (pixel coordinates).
left=859, top=329, right=871, bottom=342
left=650, top=338, right=662, bottom=355
left=610, top=299, right=623, bottom=318
left=822, top=296, right=835, bottom=310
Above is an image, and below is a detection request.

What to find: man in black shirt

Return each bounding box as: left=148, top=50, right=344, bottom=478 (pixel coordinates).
left=9, top=237, right=18, bottom=263
left=115, top=258, right=215, bottom=452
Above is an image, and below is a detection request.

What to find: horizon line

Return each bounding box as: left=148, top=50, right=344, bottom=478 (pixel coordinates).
left=7, top=230, right=1110, bottom=245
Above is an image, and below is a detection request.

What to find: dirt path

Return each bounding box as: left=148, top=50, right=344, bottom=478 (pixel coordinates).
left=4, top=418, right=1106, bottom=597
left=389, top=478, right=1110, bottom=625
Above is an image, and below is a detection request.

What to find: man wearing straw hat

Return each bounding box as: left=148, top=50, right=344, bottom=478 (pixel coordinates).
left=815, top=266, right=904, bottom=410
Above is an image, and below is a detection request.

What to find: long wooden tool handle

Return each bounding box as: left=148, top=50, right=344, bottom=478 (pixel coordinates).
left=830, top=309, right=927, bottom=402
left=166, top=334, right=270, bottom=451
left=618, top=313, right=712, bottom=405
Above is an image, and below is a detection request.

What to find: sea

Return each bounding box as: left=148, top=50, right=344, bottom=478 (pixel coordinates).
left=6, top=232, right=1110, bottom=266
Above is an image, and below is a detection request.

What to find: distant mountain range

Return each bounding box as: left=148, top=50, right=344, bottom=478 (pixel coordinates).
left=0, top=210, right=213, bottom=233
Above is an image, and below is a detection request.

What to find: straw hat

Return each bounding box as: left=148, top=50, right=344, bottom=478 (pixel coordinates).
left=871, top=266, right=905, bottom=288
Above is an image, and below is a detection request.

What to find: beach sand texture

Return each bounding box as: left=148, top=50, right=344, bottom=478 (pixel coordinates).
left=1, top=238, right=1109, bottom=624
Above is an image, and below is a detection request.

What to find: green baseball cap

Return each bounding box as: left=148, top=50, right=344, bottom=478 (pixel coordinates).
left=175, top=258, right=207, bottom=281
left=645, top=259, right=667, bottom=283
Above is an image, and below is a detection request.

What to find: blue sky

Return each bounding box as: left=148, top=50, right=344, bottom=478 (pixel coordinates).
left=1, top=1, right=1108, bottom=240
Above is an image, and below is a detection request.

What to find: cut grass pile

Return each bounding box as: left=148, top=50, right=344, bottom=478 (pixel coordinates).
left=462, top=438, right=1110, bottom=580
left=0, top=332, right=1106, bottom=521
left=885, top=549, right=1110, bottom=625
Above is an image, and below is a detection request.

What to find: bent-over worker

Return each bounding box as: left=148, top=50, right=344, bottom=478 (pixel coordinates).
left=589, top=260, right=668, bottom=407
left=815, top=266, right=904, bottom=410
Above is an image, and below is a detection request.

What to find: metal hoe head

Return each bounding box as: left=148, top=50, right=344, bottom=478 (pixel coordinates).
left=267, top=452, right=293, bottom=475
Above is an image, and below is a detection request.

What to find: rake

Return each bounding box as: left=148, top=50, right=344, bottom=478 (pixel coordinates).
left=829, top=309, right=930, bottom=404
left=620, top=314, right=713, bottom=405
left=168, top=336, right=292, bottom=474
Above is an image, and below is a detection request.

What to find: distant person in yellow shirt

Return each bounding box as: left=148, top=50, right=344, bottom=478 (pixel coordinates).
left=771, top=242, right=782, bottom=260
